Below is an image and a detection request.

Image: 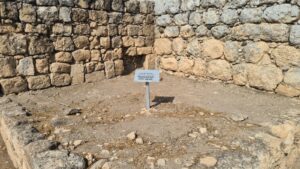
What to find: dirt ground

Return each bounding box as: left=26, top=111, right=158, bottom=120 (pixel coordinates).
left=0, top=135, right=15, bottom=169
left=2, top=73, right=300, bottom=168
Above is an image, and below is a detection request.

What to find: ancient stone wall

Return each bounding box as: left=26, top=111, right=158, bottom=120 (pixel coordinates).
left=0, top=0, right=154, bottom=95
left=154, top=0, right=300, bottom=97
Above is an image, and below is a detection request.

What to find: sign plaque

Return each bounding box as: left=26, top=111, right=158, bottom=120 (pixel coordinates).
left=134, top=70, right=160, bottom=110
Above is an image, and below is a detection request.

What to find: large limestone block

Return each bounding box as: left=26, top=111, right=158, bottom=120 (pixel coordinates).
left=178, top=57, right=194, bottom=74
left=28, top=36, right=53, bottom=55
left=55, top=52, right=72, bottom=63
left=50, top=73, right=71, bottom=87
left=181, top=0, right=201, bottom=11
left=54, top=37, right=74, bottom=51
left=50, top=63, right=71, bottom=73
left=284, top=68, right=300, bottom=89
left=224, top=41, right=241, bottom=62
left=154, top=0, right=180, bottom=15
left=27, top=75, right=51, bottom=90
left=0, top=57, right=16, bottom=78
left=290, top=25, right=300, bottom=45
left=114, top=60, right=124, bottom=76
left=71, top=64, right=84, bottom=85
left=104, top=61, right=115, bottom=79
left=37, top=6, right=59, bottom=23
left=0, top=34, right=27, bottom=55
left=17, top=57, right=35, bottom=76
left=0, top=77, right=28, bottom=95
left=248, top=65, right=283, bottom=91
left=202, top=39, right=224, bottom=59
left=154, top=38, right=172, bottom=55
left=231, top=23, right=289, bottom=42
left=272, top=45, right=300, bottom=69
left=19, top=3, right=36, bottom=23
left=263, top=4, right=299, bottom=23
left=72, top=50, right=91, bottom=63
left=160, top=57, right=178, bottom=71
left=207, top=60, right=232, bottom=81
left=243, top=42, right=269, bottom=63
left=193, top=58, right=206, bottom=77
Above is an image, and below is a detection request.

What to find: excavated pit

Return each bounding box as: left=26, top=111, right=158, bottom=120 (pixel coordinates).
left=0, top=74, right=299, bottom=169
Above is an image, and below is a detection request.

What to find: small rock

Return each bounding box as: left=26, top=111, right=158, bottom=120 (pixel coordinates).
left=157, top=159, right=166, bottom=166
left=127, top=132, right=137, bottom=140
left=64, top=108, right=81, bottom=115
left=230, top=114, right=248, bottom=122
left=199, top=128, right=207, bottom=134
left=200, top=156, right=217, bottom=167
left=135, top=137, right=144, bottom=144
left=188, top=132, right=199, bottom=138
left=73, top=140, right=82, bottom=147
left=102, top=162, right=112, bottom=169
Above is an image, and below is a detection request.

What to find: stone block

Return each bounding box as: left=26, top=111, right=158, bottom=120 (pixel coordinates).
left=243, top=42, right=269, bottom=63
left=0, top=57, right=16, bottom=78
left=207, top=60, right=232, bottom=81
left=231, top=23, right=289, bottom=42
left=73, top=36, right=89, bottom=49
left=37, top=6, right=58, bottom=23
left=17, top=57, right=35, bottom=76
left=74, top=24, right=91, bottom=35
left=290, top=25, right=300, bottom=45
left=50, top=73, right=71, bottom=87
left=50, top=63, right=71, bottom=73
left=275, top=84, right=300, bottom=97
left=89, top=10, right=108, bottom=24
left=54, top=37, right=74, bottom=52
left=248, top=65, right=283, bottom=91
left=71, top=64, right=84, bottom=85
left=154, top=0, right=180, bottom=15
left=72, top=50, right=91, bottom=63
left=55, top=52, right=73, bottom=63
left=37, top=0, right=58, bottom=5
left=0, top=77, right=28, bottom=95
left=263, top=4, right=299, bottom=23
left=154, top=38, right=172, bottom=55
left=19, top=3, right=36, bottom=23
left=114, top=60, right=124, bottom=76
left=202, top=39, right=224, bottom=59
left=193, top=58, right=206, bottom=77
left=0, top=34, right=27, bottom=55
left=35, top=59, right=49, bottom=74
left=52, top=23, right=72, bottom=36
left=240, top=8, right=263, bottom=23
left=272, top=45, right=300, bottom=69
left=178, top=57, right=194, bottom=74
left=59, top=7, right=71, bottom=22
left=284, top=68, right=300, bottom=89
left=29, top=36, right=53, bottom=55
left=160, top=57, right=178, bottom=71
left=104, top=61, right=115, bottom=79
left=27, top=75, right=51, bottom=90
left=72, top=8, right=88, bottom=22
left=224, top=41, right=241, bottom=62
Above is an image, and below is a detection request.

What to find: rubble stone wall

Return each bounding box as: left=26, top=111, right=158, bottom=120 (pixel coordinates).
left=154, top=0, right=300, bottom=97
left=0, top=0, right=154, bottom=95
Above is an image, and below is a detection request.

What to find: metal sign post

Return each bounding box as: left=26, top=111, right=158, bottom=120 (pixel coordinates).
left=134, top=70, right=160, bottom=110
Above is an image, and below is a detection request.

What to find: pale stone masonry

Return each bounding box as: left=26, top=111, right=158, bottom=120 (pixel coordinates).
left=0, top=0, right=154, bottom=95
left=1, top=0, right=300, bottom=98
left=155, top=0, right=300, bottom=97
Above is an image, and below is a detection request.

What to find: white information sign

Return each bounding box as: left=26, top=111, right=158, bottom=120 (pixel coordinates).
left=134, top=70, right=160, bottom=110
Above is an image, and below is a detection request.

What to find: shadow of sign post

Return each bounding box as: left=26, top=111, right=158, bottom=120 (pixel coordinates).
left=134, top=69, right=160, bottom=110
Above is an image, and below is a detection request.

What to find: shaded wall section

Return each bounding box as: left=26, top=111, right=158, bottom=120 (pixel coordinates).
left=0, top=0, right=154, bottom=95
